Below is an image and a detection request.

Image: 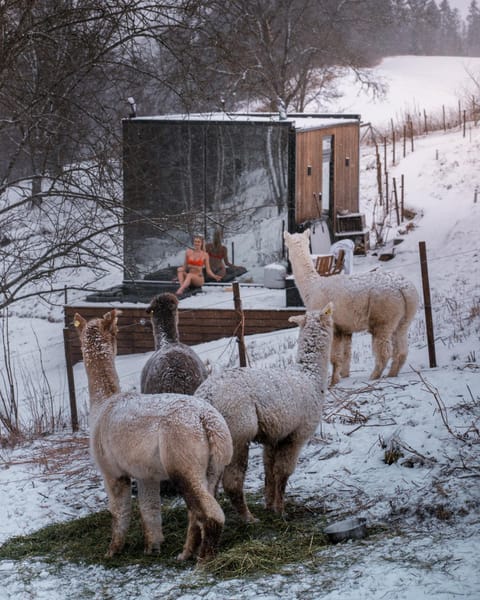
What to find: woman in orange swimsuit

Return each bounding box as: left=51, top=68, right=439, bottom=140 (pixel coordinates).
left=176, top=234, right=221, bottom=296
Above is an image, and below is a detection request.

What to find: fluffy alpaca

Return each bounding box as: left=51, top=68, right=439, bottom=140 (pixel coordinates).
left=141, top=293, right=207, bottom=395
left=195, top=304, right=333, bottom=522
left=284, top=229, right=419, bottom=384
left=74, top=309, right=232, bottom=563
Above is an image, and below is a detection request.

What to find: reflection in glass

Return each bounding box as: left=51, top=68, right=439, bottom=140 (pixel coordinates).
left=123, top=119, right=291, bottom=281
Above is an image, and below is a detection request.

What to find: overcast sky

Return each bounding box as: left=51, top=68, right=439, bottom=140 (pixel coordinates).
left=449, top=0, right=470, bottom=17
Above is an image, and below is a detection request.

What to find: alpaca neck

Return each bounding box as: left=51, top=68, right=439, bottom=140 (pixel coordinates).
left=289, top=247, right=321, bottom=303
left=85, top=356, right=121, bottom=405
left=152, top=320, right=178, bottom=350
left=295, top=330, right=330, bottom=393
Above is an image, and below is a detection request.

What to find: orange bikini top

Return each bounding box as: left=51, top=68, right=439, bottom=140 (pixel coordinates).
left=187, top=257, right=204, bottom=267
left=207, top=245, right=225, bottom=260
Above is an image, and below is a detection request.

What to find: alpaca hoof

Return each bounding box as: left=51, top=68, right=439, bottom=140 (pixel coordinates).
left=144, top=544, right=161, bottom=555
left=196, top=552, right=216, bottom=567
left=177, top=550, right=192, bottom=561
left=243, top=512, right=259, bottom=523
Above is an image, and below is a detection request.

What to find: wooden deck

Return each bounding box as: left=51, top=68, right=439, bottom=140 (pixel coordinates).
left=64, top=303, right=306, bottom=366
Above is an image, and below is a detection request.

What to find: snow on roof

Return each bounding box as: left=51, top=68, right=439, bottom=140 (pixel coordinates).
left=127, top=111, right=361, bottom=130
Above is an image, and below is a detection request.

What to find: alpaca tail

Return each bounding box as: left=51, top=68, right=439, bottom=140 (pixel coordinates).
left=400, top=280, right=420, bottom=325
left=200, top=408, right=233, bottom=470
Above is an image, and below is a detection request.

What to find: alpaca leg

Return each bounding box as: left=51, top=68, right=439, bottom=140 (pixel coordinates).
left=340, top=333, right=352, bottom=378
left=387, top=323, right=409, bottom=377
left=175, top=476, right=225, bottom=563
left=263, top=444, right=276, bottom=511
left=222, top=441, right=256, bottom=522
left=265, top=438, right=304, bottom=514
left=104, top=475, right=132, bottom=557
left=136, top=479, right=163, bottom=555
left=177, top=463, right=224, bottom=561
left=370, top=329, right=393, bottom=379
left=330, top=331, right=344, bottom=386
left=177, top=508, right=202, bottom=562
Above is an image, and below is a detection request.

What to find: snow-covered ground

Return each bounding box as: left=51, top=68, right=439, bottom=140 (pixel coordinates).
left=0, top=56, right=479, bottom=599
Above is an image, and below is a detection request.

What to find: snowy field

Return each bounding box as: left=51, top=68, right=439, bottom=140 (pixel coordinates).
left=0, top=56, right=479, bottom=599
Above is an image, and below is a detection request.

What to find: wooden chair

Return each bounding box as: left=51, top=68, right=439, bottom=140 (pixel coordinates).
left=315, top=254, right=334, bottom=276
left=315, top=249, right=345, bottom=277
left=330, top=249, right=345, bottom=275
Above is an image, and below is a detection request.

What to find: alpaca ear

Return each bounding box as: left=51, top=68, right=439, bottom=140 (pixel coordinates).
left=73, top=313, right=87, bottom=332
left=303, top=229, right=311, bottom=239
left=289, top=314, right=306, bottom=327
left=103, top=309, right=122, bottom=334
left=283, top=231, right=290, bottom=241
left=322, top=302, right=334, bottom=315
left=145, top=299, right=154, bottom=314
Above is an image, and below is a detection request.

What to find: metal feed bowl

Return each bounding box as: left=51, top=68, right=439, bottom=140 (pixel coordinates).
left=324, top=517, right=367, bottom=543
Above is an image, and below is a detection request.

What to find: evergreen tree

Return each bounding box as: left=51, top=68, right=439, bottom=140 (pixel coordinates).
left=466, top=0, right=480, bottom=55
left=439, top=1, right=463, bottom=55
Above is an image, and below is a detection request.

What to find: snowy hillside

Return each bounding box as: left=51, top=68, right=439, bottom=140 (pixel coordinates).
left=0, top=56, right=479, bottom=599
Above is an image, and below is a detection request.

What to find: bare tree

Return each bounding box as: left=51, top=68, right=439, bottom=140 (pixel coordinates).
left=0, top=0, right=197, bottom=311
left=150, top=0, right=390, bottom=113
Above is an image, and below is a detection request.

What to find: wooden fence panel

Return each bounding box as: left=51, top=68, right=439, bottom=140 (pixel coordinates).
left=64, top=305, right=305, bottom=366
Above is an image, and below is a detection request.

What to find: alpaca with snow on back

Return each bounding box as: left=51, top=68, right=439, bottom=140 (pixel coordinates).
left=141, top=293, right=207, bottom=395
left=284, top=229, right=419, bottom=385
left=195, top=304, right=334, bottom=523
left=74, top=309, right=232, bottom=563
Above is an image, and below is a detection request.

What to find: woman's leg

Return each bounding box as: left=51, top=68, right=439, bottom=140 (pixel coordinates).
left=177, top=267, right=186, bottom=284
left=176, top=272, right=204, bottom=295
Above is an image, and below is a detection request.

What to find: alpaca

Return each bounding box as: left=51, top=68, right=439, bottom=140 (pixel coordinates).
left=194, top=304, right=334, bottom=522
left=74, top=309, right=232, bottom=563
left=284, top=229, right=419, bottom=385
left=141, top=293, right=208, bottom=395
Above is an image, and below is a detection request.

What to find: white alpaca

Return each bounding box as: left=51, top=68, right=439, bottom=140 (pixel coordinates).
left=141, top=293, right=207, bottom=395
left=74, top=309, right=232, bottom=563
left=195, top=304, right=333, bottom=522
left=284, top=229, right=419, bottom=384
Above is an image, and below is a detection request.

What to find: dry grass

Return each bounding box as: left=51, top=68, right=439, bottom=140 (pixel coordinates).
left=0, top=495, right=339, bottom=579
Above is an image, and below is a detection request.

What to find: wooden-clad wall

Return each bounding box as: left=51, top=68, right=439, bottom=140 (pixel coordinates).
left=64, top=304, right=306, bottom=366
left=295, top=122, right=360, bottom=227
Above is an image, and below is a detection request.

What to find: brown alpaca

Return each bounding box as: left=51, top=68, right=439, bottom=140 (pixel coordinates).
left=195, top=305, right=333, bottom=522
left=74, top=309, right=232, bottom=563
left=141, top=293, right=207, bottom=395
left=284, top=229, right=419, bottom=385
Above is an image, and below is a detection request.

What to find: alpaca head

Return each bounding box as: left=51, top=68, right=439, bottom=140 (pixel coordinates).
left=146, top=292, right=179, bottom=316
left=145, top=293, right=179, bottom=343
left=74, top=309, right=121, bottom=367
left=288, top=303, right=334, bottom=370
left=283, top=229, right=311, bottom=256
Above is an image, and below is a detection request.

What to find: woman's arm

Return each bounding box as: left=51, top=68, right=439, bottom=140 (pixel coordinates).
left=223, top=245, right=234, bottom=267
left=183, top=249, right=191, bottom=269
left=204, top=252, right=221, bottom=280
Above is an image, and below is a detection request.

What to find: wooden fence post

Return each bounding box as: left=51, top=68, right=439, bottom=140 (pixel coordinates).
left=418, top=241, right=437, bottom=368
left=375, top=141, right=383, bottom=205
left=393, top=177, right=400, bottom=226
left=401, top=174, right=405, bottom=221
left=63, top=327, right=79, bottom=432
left=232, top=282, right=247, bottom=367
